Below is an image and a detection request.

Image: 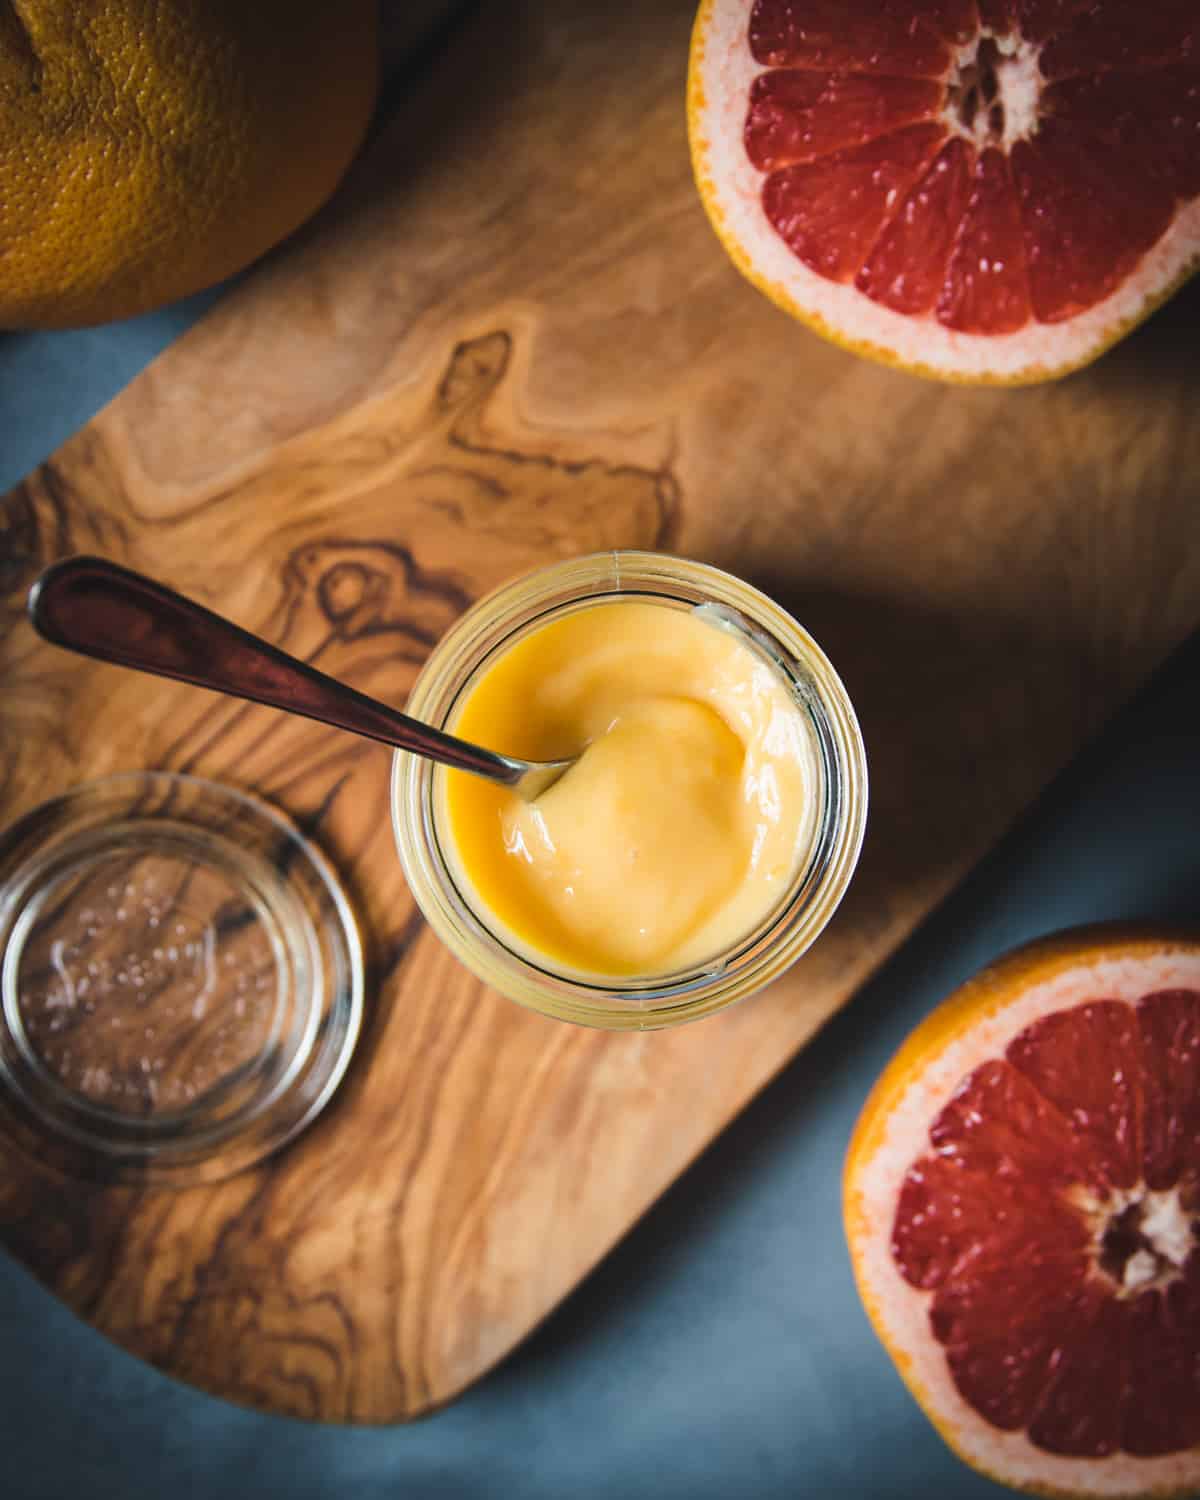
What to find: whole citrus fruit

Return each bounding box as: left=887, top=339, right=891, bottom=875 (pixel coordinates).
left=845, top=925, right=1200, bottom=1499
left=688, top=1, right=1200, bottom=384
left=0, top=1, right=378, bottom=328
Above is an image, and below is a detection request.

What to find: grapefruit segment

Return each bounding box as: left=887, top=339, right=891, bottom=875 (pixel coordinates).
left=1124, top=1270, right=1200, bottom=1457
left=937, top=148, right=1031, bottom=333
left=935, top=1265, right=1104, bottom=1440
left=1024, top=1291, right=1128, bottom=1458
left=1011, top=1, right=1099, bottom=47
left=1004, top=1000, right=1143, bottom=1190
left=1039, top=3, right=1198, bottom=78
left=927, top=1057, right=1102, bottom=1189
left=1047, top=68, right=1200, bottom=201
left=745, top=71, right=943, bottom=169
left=893, top=1153, right=1089, bottom=1291
left=917, top=0, right=985, bottom=46
left=1011, top=123, right=1175, bottom=322
left=761, top=122, right=944, bottom=281
left=855, top=138, right=974, bottom=315
left=1138, top=990, right=1200, bottom=1192
left=845, top=928, right=1200, bottom=1496
left=689, top=0, right=1200, bottom=381
left=748, top=0, right=952, bottom=76
left=976, top=0, right=1017, bottom=33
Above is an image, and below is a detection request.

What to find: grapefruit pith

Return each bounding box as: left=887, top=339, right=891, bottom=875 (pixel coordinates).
left=845, top=927, right=1200, bottom=1499
left=688, top=1, right=1200, bottom=384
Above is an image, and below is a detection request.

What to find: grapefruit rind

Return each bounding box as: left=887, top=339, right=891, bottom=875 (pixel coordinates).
left=844, top=926, right=1200, bottom=1500
left=687, top=0, right=1200, bottom=386
left=0, top=2, right=379, bottom=329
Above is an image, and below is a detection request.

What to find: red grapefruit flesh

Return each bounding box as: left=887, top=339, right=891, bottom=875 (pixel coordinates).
left=845, top=928, right=1200, bottom=1498
left=688, top=1, right=1200, bottom=382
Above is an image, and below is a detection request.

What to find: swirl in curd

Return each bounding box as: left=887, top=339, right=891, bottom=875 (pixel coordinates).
left=438, top=600, right=819, bottom=978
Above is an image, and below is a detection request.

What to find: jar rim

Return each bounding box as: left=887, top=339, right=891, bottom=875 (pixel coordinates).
left=392, top=552, right=867, bottom=1030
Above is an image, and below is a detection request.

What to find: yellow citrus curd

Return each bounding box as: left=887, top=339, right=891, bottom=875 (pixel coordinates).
left=439, top=600, right=818, bottom=978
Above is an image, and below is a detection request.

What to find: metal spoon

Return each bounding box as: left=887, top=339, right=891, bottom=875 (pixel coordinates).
left=27, top=556, right=575, bottom=800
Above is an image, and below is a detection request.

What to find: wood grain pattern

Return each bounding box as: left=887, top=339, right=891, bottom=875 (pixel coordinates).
left=2, top=0, right=1199, bottom=1423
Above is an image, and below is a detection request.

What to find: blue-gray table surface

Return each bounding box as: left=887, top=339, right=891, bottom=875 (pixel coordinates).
left=2, top=308, right=1198, bottom=1500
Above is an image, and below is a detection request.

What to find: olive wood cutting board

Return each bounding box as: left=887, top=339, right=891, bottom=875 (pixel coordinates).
left=1, top=0, right=1198, bottom=1424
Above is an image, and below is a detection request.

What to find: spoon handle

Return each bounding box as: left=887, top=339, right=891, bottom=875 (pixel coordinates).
left=28, top=555, right=520, bottom=784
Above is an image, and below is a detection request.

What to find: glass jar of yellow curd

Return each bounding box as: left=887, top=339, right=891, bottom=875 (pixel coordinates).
left=392, top=552, right=867, bottom=1030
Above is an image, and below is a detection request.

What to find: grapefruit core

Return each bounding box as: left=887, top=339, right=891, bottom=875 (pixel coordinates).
left=688, top=1, right=1200, bottom=383
left=845, top=927, right=1200, bottom=1499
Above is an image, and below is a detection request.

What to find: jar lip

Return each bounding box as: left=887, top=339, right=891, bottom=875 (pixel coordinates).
left=393, top=552, right=867, bottom=1030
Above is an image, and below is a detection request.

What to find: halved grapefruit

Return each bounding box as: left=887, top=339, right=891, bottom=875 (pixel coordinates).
left=845, top=927, right=1200, bottom=1498
left=688, top=2, right=1200, bottom=383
